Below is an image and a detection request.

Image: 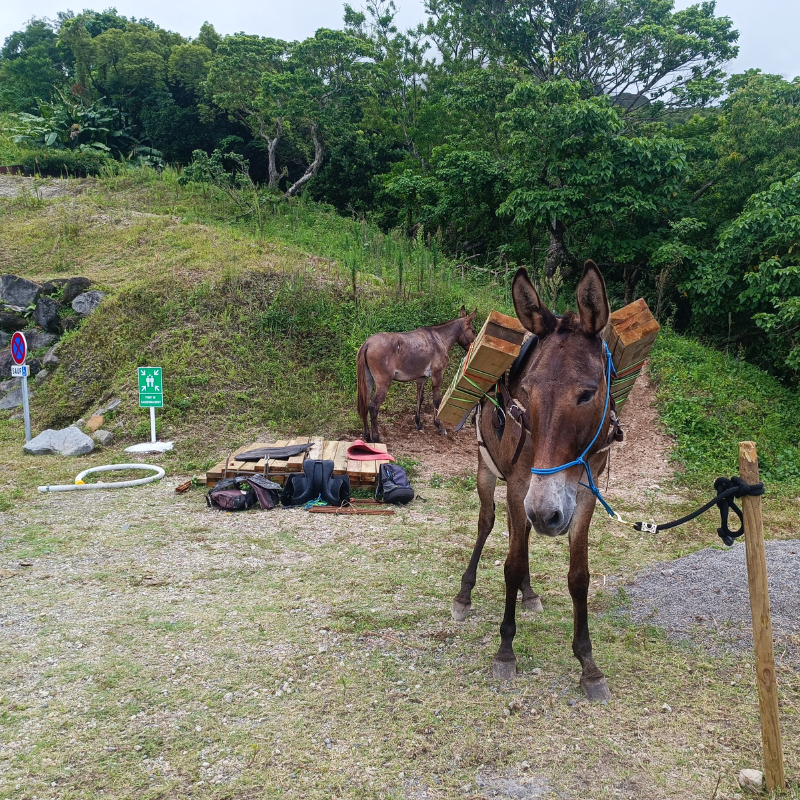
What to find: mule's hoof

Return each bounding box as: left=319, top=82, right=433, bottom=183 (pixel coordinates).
left=492, top=658, right=517, bottom=681
left=436, top=428, right=447, bottom=436
left=451, top=601, right=471, bottom=622
left=580, top=677, right=611, bottom=702
left=521, top=596, right=544, bottom=613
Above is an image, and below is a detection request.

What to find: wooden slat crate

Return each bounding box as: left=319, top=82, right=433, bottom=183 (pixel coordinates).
left=205, top=439, right=391, bottom=488
left=603, top=298, right=660, bottom=412
left=437, top=311, right=527, bottom=426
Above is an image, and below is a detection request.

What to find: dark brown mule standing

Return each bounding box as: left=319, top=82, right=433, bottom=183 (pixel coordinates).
left=452, top=261, right=619, bottom=701
left=357, top=307, right=477, bottom=443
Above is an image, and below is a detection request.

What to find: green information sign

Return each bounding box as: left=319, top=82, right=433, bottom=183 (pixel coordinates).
left=138, top=367, right=164, bottom=408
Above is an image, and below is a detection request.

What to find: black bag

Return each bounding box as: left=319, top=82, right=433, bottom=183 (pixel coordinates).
left=281, top=459, right=350, bottom=507
left=207, top=474, right=282, bottom=511
left=375, top=463, right=415, bottom=504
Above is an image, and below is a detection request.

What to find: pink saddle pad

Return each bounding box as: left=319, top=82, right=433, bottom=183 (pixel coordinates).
left=346, top=439, right=396, bottom=462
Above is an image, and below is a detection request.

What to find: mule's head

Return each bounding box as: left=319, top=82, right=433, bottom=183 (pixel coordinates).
left=457, top=305, right=478, bottom=349
left=512, top=261, right=610, bottom=537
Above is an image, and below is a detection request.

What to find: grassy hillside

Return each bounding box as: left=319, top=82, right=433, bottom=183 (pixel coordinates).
left=1, top=168, right=799, bottom=488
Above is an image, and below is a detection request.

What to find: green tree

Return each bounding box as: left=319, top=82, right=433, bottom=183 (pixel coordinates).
left=0, top=19, right=70, bottom=112
left=439, top=0, right=738, bottom=108
left=687, top=173, right=800, bottom=377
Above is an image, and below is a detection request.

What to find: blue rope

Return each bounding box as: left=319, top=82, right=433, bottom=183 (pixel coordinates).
left=531, top=341, right=622, bottom=521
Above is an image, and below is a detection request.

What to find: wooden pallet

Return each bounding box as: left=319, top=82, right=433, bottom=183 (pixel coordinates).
left=603, top=298, right=660, bottom=412
left=437, top=310, right=527, bottom=426
left=205, top=439, right=390, bottom=488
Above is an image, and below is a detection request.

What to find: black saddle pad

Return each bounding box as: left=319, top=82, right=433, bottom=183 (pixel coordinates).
left=236, top=443, right=313, bottom=462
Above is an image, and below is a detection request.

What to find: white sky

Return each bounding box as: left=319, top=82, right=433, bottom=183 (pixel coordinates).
left=1, top=0, right=799, bottom=80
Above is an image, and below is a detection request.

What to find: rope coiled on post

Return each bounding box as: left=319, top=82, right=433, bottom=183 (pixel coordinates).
left=634, top=476, right=765, bottom=546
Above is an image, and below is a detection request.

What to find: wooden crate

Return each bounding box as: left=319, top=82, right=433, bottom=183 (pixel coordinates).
left=206, top=439, right=390, bottom=488
left=437, top=311, right=527, bottom=426
left=603, top=298, right=660, bottom=411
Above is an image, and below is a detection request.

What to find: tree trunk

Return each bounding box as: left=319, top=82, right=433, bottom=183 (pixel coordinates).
left=543, top=219, right=578, bottom=279
left=267, top=118, right=282, bottom=190
left=284, top=122, right=324, bottom=199
left=623, top=265, right=642, bottom=305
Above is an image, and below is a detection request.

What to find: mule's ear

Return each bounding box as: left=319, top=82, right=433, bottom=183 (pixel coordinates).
left=459, top=305, right=466, bottom=317
left=576, top=260, right=610, bottom=337
left=512, top=268, right=557, bottom=337
left=466, top=308, right=477, bottom=323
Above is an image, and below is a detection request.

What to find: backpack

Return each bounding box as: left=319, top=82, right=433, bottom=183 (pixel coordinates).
left=207, top=474, right=282, bottom=511
left=281, top=459, right=351, bottom=507
left=375, top=463, right=415, bottom=504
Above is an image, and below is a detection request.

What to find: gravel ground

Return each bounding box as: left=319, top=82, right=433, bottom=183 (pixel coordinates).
left=626, top=540, right=800, bottom=667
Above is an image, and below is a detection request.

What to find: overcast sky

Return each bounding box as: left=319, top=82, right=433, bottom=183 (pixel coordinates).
left=1, top=0, right=799, bottom=80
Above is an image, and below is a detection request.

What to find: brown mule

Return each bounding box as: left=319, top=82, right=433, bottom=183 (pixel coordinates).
left=452, top=261, right=618, bottom=701
left=356, top=307, right=477, bottom=443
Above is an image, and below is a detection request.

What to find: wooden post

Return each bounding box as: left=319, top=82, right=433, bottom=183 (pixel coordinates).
left=739, top=441, right=786, bottom=792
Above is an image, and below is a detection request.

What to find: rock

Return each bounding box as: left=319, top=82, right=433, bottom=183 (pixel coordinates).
left=42, top=344, right=59, bottom=368
left=0, top=377, right=19, bottom=393
left=40, top=279, right=69, bottom=297
left=72, top=291, right=105, bottom=316
left=0, top=310, right=29, bottom=333
left=93, top=397, right=121, bottom=416
left=0, top=275, right=41, bottom=308
left=9, top=413, right=23, bottom=421
left=0, top=385, right=31, bottom=410
left=86, top=415, right=104, bottom=432
left=23, top=426, right=95, bottom=456
left=0, top=332, right=8, bottom=349
left=738, top=769, right=763, bottom=791
left=223, top=692, right=233, bottom=703
left=33, top=296, right=61, bottom=333
left=26, top=358, right=42, bottom=377
left=0, top=350, right=13, bottom=378
left=60, top=316, right=81, bottom=333
left=93, top=429, right=114, bottom=447
left=63, top=277, right=92, bottom=304
left=35, top=368, right=49, bottom=383
left=661, top=703, right=672, bottom=713
left=22, top=329, right=57, bottom=350
left=76, top=418, right=86, bottom=428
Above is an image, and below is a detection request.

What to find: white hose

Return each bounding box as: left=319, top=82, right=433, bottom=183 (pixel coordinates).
left=38, top=463, right=166, bottom=493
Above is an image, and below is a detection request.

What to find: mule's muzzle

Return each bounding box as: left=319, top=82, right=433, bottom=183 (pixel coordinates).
left=524, top=474, right=576, bottom=537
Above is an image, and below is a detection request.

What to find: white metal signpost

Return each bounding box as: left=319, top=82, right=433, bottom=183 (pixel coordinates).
left=10, top=331, right=31, bottom=442
left=137, top=367, right=163, bottom=443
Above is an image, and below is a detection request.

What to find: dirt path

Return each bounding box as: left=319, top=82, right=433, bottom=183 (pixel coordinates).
left=0, top=174, right=91, bottom=199
left=383, top=365, right=677, bottom=501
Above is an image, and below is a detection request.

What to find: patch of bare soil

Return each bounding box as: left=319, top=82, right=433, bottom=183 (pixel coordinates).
left=0, top=174, right=91, bottom=199
left=380, top=365, right=677, bottom=501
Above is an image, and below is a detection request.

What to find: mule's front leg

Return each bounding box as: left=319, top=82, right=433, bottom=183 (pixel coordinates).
left=492, top=504, right=528, bottom=680
left=414, top=379, right=426, bottom=431
left=452, top=457, right=496, bottom=621
left=568, top=491, right=610, bottom=701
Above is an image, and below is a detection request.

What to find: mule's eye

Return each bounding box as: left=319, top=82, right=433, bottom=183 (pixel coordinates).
left=578, top=390, right=595, bottom=405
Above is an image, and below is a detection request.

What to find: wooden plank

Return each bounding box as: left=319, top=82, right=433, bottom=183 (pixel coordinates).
left=739, top=441, right=786, bottom=792
left=322, top=440, right=339, bottom=461
left=332, top=441, right=349, bottom=475
left=483, top=310, right=527, bottom=346
left=308, top=436, right=324, bottom=460
left=269, top=439, right=293, bottom=473
left=287, top=436, right=310, bottom=472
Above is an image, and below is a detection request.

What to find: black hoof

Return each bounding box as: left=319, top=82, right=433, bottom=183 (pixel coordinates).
left=492, top=658, right=517, bottom=681
left=580, top=676, right=611, bottom=702
left=451, top=601, right=471, bottom=622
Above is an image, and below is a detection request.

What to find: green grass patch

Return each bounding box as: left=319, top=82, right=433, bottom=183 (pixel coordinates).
left=650, top=329, right=800, bottom=486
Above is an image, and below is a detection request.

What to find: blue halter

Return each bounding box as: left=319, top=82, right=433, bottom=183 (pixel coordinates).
left=530, top=340, right=620, bottom=520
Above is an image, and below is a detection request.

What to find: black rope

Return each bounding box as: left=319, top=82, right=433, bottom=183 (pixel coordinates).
left=633, top=476, right=765, bottom=547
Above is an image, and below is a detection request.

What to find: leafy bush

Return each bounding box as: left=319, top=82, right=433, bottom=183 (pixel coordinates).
left=649, top=330, right=800, bottom=485
left=19, top=148, right=112, bottom=177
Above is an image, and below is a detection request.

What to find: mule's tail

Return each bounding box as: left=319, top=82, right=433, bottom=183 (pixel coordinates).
left=357, top=342, right=370, bottom=435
